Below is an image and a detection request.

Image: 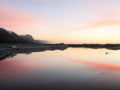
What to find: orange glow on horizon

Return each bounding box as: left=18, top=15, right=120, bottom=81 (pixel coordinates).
left=66, top=19, right=120, bottom=33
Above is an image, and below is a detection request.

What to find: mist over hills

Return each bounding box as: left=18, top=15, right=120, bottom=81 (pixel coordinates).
left=0, top=28, right=49, bottom=44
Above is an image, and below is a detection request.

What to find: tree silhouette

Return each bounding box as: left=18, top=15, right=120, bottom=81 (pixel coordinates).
left=0, top=28, right=9, bottom=43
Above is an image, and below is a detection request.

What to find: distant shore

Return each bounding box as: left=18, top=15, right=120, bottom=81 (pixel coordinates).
left=0, top=43, right=120, bottom=61
left=1, top=28, right=120, bottom=51
left=0, top=43, right=68, bottom=61
left=1, top=43, right=120, bottom=50
left=67, top=44, right=120, bottom=50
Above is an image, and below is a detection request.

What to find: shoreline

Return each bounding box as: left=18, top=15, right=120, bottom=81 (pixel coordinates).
left=1, top=43, right=120, bottom=50
left=0, top=43, right=120, bottom=61
left=67, top=44, right=120, bottom=50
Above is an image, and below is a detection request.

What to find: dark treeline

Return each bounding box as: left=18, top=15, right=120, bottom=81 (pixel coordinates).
left=0, top=28, right=48, bottom=44
left=68, top=44, right=120, bottom=47
left=67, top=44, right=120, bottom=50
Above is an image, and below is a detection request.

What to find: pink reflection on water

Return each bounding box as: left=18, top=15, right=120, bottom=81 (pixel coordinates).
left=0, top=59, right=42, bottom=82
left=69, top=58, right=120, bottom=71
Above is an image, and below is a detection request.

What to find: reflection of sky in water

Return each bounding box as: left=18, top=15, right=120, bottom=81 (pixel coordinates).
left=1, top=48, right=120, bottom=89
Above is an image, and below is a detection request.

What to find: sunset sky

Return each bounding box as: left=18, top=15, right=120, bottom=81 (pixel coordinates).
left=0, top=0, right=120, bottom=43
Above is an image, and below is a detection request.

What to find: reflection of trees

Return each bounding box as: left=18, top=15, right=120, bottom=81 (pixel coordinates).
left=0, top=46, right=68, bottom=61
left=0, top=52, right=17, bottom=61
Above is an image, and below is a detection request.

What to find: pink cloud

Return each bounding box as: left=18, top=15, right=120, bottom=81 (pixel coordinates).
left=0, top=8, right=43, bottom=29
left=65, top=19, right=120, bottom=33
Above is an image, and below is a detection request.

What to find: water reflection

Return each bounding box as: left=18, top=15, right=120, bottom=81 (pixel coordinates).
left=1, top=47, right=120, bottom=89
left=68, top=58, right=120, bottom=71
left=0, top=47, right=68, bottom=61
left=1, top=46, right=120, bottom=61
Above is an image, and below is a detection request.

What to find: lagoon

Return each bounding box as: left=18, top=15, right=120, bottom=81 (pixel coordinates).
left=1, top=48, right=120, bottom=89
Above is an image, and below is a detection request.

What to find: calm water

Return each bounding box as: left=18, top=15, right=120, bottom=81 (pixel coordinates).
left=1, top=48, right=120, bottom=89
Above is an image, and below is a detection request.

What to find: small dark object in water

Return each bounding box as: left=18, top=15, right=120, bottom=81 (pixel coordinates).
left=105, top=52, right=110, bottom=55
